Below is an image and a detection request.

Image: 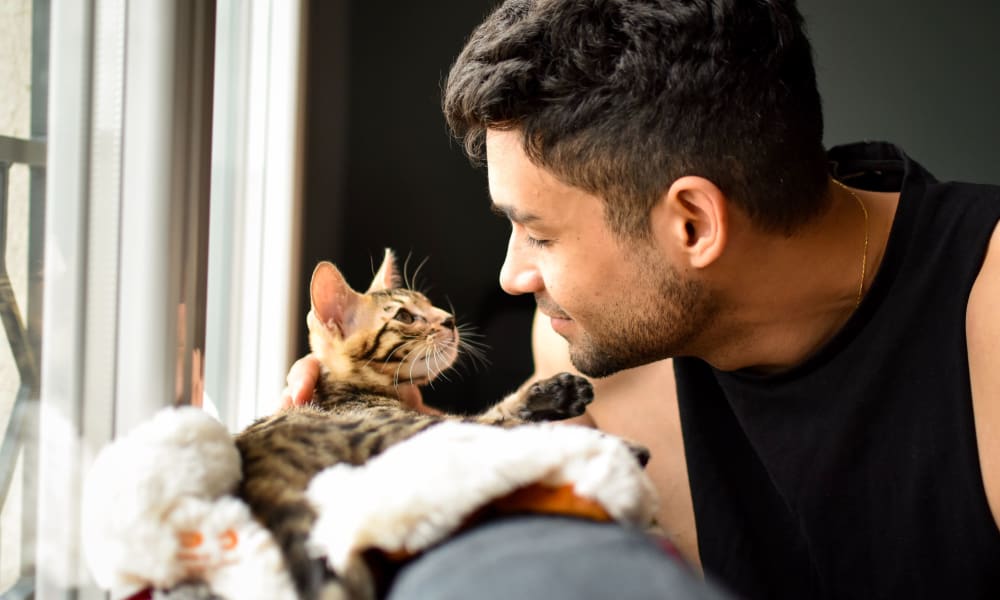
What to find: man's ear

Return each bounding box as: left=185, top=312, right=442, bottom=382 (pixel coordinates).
left=366, top=248, right=401, bottom=293
left=311, top=261, right=361, bottom=338
left=651, top=176, right=728, bottom=269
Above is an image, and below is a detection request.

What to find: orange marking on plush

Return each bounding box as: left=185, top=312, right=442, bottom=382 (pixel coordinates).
left=490, top=483, right=612, bottom=522
left=178, top=530, right=203, bottom=548
left=219, top=529, right=239, bottom=550
left=372, top=483, right=610, bottom=565
left=176, top=551, right=203, bottom=562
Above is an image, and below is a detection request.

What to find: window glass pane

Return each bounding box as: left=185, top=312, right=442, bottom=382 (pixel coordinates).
left=4, top=163, right=30, bottom=315
left=0, top=451, right=24, bottom=590
left=0, top=0, right=32, bottom=139
left=1, top=161, right=34, bottom=593
left=0, top=0, right=40, bottom=594
left=0, top=316, right=22, bottom=430
left=0, top=162, right=30, bottom=427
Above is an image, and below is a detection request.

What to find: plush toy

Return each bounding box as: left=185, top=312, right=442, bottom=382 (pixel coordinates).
left=83, top=407, right=656, bottom=599
left=82, top=407, right=296, bottom=599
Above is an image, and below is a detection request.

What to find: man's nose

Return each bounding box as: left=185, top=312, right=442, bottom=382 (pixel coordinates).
left=499, top=237, right=542, bottom=295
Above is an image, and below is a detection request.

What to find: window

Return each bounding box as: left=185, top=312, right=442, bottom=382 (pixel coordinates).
left=206, top=0, right=305, bottom=431
left=0, top=0, right=47, bottom=596
left=0, top=0, right=306, bottom=596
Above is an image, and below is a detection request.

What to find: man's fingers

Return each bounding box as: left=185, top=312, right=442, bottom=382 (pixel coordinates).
left=279, top=389, right=295, bottom=410
left=283, top=354, right=321, bottom=407
left=281, top=356, right=442, bottom=414
left=398, top=384, right=442, bottom=416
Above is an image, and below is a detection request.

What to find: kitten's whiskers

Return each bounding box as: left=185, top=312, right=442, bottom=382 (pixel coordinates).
left=454, top=322, right=490, bottom=375
left=422, top=346, right=437, bottom=391
left=402, top=252, right=414, bottom=290
left=410, top=256, right=430, bottom=292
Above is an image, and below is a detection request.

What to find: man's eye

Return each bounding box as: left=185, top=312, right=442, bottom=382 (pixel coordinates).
left=526, top=235, right=551, bottom=248
left=394, top=308, right=415, bottom=324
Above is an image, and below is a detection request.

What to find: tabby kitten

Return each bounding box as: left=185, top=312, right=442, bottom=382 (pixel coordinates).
left=234, top=250, right=594, bottom=600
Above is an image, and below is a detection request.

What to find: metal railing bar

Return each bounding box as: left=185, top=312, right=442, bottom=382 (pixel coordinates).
left=0, top=157, right=35, bottom=506
left=0, top=162, right=7, bottom=252
left=0, top=387, right=32, bottom=507
left=0, top=272, right=36, bottom=387
left=0, top=137, right=46, bottom=168
left=0, top=573, right=35, bottom=599
left=0, top=162, right=39, bottom=386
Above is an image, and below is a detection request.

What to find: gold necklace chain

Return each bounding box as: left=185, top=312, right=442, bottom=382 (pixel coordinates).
left=832, top=179, right=869, bottom=308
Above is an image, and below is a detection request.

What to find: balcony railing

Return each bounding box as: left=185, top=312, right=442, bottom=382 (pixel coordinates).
left=0, top=134, right=46, bottom=599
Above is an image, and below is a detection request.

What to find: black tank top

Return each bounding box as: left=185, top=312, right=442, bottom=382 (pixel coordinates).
left=675, top=142, right=1000, bottom=599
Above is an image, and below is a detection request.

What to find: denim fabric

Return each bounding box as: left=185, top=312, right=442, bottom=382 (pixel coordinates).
left=387, top=515, right=734, bottom=599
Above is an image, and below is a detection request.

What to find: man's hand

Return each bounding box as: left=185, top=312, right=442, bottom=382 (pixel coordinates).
left=280, top=354, right=440, bottom=415
left=397, top=384, right=442, bottom=415
left=280, top=354, right=321, bottom=409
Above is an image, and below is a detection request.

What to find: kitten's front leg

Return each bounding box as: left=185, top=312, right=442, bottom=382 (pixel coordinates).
left=477, top=373, right=652, bottom=468
left=477, top=372, right=593, bottom=425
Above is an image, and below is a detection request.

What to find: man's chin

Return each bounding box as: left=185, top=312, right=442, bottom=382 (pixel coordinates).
left=568, top=347, right=638, bottom=379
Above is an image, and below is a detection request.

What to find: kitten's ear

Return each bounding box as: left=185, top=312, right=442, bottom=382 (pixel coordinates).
left=310, top=261, right=361, bottom=337
left=366, top=248, right=400, bottom=292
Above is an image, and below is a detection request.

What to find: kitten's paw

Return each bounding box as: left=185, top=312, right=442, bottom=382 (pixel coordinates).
left=624, top=439, right=651, bottom=468
left=518, top=372, right=594, bottom=421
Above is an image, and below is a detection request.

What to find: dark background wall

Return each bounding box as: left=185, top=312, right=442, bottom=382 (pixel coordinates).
left=301, top=0, right=526, bottom=413
left=800, top=0, right=1000, bottom=184
left=300, top=0, right=1000, bottom=412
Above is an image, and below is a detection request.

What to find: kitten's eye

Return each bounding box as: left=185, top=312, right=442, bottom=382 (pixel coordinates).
left=394, top=308, right=415, bottom=324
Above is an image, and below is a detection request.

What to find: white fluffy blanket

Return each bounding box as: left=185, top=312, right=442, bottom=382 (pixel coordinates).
left=82, top=407, right=656, bottom=599
left=307, top=421, right=657, bottom=575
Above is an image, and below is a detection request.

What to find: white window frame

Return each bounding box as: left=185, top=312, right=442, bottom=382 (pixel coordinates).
left=206, top=0, right=305, bottom=432
left=34, top=0, right=304, bottom=597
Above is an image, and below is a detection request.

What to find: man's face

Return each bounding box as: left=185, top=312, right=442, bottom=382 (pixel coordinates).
left=486, top=129, right=711, bottom=377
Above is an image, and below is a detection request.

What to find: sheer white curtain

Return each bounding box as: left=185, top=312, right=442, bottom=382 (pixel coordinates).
left=35, top=0, right=304, bottom=597
left=206, top=0, right=305, bottom=432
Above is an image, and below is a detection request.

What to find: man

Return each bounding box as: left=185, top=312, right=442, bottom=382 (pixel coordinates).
left=287, top=0, right=1000, bottom=597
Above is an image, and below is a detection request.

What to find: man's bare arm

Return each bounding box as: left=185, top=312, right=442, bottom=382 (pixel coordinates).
left=967, top=222, right=1000, bottom=530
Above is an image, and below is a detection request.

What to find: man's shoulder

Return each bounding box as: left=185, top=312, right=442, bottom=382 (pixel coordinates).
left=966, top=220, right=1000, bottom=531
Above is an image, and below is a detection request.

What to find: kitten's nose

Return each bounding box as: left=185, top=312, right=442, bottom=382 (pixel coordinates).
left=441, top=317, right=455, bottom=331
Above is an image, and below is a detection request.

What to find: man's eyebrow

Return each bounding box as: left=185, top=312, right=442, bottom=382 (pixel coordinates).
left=490, top=202, right=542, bottom=225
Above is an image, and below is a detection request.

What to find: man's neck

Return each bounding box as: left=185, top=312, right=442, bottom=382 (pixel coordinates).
left=696, top=182, right=899, bottom=374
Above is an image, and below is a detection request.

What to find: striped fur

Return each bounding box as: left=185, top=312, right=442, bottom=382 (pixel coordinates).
left=233, top=251, right=593, bottom=599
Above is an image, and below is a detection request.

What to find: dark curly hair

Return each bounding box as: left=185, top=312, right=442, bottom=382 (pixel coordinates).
left=443, top=0, right=829, bottom=237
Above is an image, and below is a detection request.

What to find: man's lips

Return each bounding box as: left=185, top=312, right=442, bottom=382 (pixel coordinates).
left=535, top=298, right=571, bottom=321
left=540, top=310, right=571, bottom=320
left=548, top=313, right=572, bottom=335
